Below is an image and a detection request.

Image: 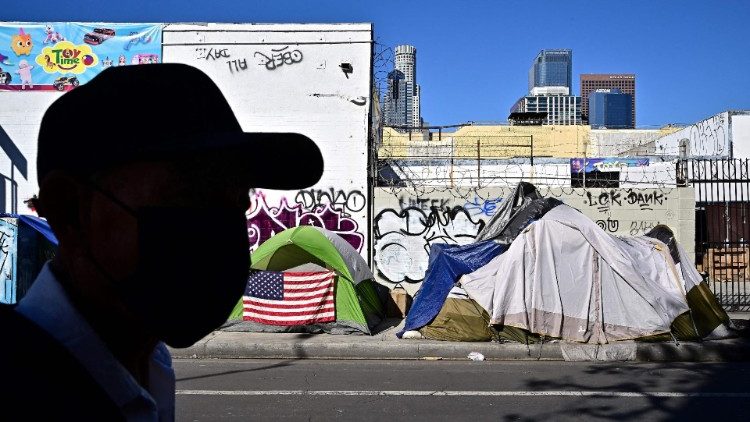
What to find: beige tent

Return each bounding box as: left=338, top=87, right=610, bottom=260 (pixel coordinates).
left=460, top=205, right=693, bottom=344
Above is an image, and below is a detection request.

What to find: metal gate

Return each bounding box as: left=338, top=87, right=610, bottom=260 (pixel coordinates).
left=682, top=159, right=750, bottom=310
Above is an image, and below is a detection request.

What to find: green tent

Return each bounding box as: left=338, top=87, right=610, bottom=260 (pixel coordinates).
left=228, top=226, right=384, bottom=335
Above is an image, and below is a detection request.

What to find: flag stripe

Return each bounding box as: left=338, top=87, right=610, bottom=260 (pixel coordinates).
left=283, top=274, right=335, bottom=282
left=245, top=293, right=333, bottom=305
left=244, top=306, right=335, bottom=318
left=243, top=298, right=335, bottom=310
left=283, top=286, right=334, bottom=296
left=283, top=281, right=335, bottom=290
left=242, top=312, right=336, bottom=326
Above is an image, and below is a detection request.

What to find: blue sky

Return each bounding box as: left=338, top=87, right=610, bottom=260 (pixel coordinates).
left=4, top=0, right=749, bottom=127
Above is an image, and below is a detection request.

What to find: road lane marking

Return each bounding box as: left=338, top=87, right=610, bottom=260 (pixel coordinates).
left=177, top=390, right=750, bottom=398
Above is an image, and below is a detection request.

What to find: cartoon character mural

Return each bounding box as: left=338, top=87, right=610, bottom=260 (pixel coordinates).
left=43, top=25, right=64, bottom=44
left=11, top=28, right=33, bottom=56
left=15, top=60, right=33, bottom=89
left=0, top=52, right=12, bottom=66
left=0, top=23, right=162, bottom=91
left=0, top=66, right=11, bottom=84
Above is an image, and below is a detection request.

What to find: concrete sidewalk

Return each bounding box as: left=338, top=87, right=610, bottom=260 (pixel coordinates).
left=170, top=317, right=750, bottom=362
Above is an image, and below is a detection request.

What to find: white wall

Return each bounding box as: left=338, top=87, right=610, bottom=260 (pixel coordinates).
left=730, top=113, right=750, bottom=159
left=0, top=92, right=63, bottom=213
left=655, top=112, right=731, bottom=158
left=590, top=129, right=665, bottom=157
left=162, top=24, right=374, bottom=254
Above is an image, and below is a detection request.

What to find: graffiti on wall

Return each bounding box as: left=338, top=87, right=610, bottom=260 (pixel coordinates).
left=0, top=219, right=17, bottom=304
left=246, top=191, right=364, bottom=252
left=373, top=205, right=485, bottom=284
left=584, top=189, right=668, bottom=213
left=463, top=195, right=503, bottom=217
left=684, top=114, right=728, bottom=158
left=195, top=47, right=230, bottom=61
left=254, top=46, right=303, bottom=71
left=227, top=58, right=248, bottom=74
left=294, top=188, right=366, bottom=215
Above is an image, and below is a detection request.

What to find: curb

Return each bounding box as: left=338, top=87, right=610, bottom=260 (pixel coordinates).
left=170, top=332, right=750, bottom=362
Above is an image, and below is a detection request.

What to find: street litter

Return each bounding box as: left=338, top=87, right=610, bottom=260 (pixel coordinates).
left=467, top=352, right=485, bottom=361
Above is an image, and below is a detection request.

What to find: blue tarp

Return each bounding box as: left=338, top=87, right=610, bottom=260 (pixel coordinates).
left=0, top=213, right=58, bottom=245
left=397, top=240, right=506, bottom=338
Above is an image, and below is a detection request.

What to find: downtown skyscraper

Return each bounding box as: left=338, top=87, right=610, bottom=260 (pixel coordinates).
left=528, top=49, right=573, bottom=94
left=383, top=45, right=422, bottom=128
left=580, top=74, right=636, bottom=127
left=512, top=49, right=582, bottom=125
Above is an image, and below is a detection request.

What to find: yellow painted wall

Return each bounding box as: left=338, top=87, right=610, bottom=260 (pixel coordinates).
left=379, top=125, right=590, bottom=159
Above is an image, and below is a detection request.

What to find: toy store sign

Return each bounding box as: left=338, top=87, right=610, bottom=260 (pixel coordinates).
left=0, top=22, right=162, bottom=91
left=35, top=41, right=98, bottom=74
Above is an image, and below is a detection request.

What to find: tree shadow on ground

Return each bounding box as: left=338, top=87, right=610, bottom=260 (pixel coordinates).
left=503, top=358, right=750, bottom=421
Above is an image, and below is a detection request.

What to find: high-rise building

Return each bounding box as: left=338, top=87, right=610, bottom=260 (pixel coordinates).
left=588, top=89, right=633, bottom=129
left=511, top=95, right=582, bottom=126
left=384, top=45, right=421, bottom=128
left=580, top=74, right=636, bottom=127
left=511, top=49, right=581, bottom=125
left=528, top=49, right=573, bottom=94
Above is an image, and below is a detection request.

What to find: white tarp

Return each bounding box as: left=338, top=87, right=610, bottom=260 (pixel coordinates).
left=459, top=205, right=690, bottom=344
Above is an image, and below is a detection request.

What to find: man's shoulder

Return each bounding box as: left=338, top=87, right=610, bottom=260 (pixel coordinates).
left=0, top=304, right=124, bottom=420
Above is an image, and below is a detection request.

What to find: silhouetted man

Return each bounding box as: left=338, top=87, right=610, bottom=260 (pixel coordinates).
left=0, top=63, right=323, bottom=420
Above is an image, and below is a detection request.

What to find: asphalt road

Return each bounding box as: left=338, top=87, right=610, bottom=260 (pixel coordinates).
left=175, top=359, right=750, bottom=421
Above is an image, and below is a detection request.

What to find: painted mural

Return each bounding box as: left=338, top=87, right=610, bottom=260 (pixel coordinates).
left=0, top=23, right=162, bottom=91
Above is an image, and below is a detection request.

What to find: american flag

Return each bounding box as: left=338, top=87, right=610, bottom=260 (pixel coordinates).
left=243, top=270, right=336, bottom=325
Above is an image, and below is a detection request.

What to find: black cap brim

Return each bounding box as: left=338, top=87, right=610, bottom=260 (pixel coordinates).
left=173, top=131, right=324, bottom=190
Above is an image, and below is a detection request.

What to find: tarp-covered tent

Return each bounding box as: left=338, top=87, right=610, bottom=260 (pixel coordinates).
left=474, top=182, right=561, bottom=244
left=225, top=226, right=384, bottom=335
left=460, top=205, right=692, bottom=344
left=396, top=241, right=505, bottom=338
left=642, top=225, right=733, bottom=340
left=399, top=182, right=562, bottom=342
left=416, top=287, right=496, bottom=342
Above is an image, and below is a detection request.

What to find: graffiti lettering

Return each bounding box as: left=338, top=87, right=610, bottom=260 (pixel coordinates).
left=464, top=195, right=503, bottom=217
left=585, top=189, right=668, bottom=213
left=630, top=220, right=659, bottom=236
left=227, top=58, right=248, bottom=74
left=397, top=195, right=450, bottom=212
left=246, top=193, right=363, bottom=251
left=625, top=191, right=665, bottom=210
left=254, top=46, right=303, bottom=71
left=294, top=188, right=366, bottom=214
left=687, top=114, right=727, bottom=157
left=196, top=47, right=230, bottom=61
left=595, top=218, right=620, bottom=233
left=373, top=206, right=485, bottom=284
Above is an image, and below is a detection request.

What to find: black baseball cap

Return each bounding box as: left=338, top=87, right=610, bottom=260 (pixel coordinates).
left=37, top=63, right=323, bottom=189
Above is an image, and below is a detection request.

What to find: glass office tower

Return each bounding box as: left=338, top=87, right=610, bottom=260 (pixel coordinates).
left=588, top=89, right=633, bottom=129
left=528, top=49, right=573, bottom=93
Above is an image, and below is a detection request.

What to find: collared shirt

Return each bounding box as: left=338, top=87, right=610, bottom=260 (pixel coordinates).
left=16, top=264, right=176, bottom=422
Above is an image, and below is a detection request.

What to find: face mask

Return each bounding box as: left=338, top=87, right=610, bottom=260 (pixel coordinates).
left=87, top=185, right=250, bottom=348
